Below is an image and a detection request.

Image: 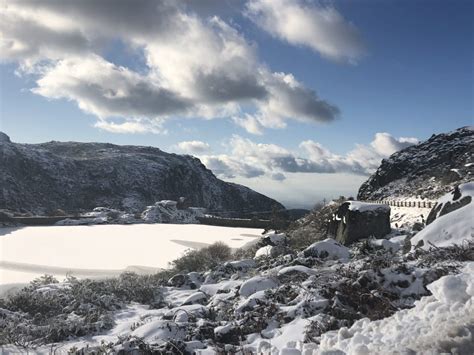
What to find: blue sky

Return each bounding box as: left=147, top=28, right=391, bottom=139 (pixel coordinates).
left=0, top=0, right=472, bottom=207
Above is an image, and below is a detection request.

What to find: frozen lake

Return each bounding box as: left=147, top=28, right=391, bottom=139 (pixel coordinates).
left=0, top=224, right=262, bottom=290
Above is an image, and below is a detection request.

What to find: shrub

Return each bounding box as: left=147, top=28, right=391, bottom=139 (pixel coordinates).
left=171, top=242, right=232, bottom=273
left=233, top=243, right=260, bottom=260
left=0, top=272, right=167, bottom=346
left=285, top=203, right=340, bottom=250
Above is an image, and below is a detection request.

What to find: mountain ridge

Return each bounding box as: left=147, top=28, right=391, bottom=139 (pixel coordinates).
left=0, top=133, right=283, bottom=215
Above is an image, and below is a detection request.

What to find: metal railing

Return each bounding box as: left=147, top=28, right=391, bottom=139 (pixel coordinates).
left=363, top=200, right=436, bottom=208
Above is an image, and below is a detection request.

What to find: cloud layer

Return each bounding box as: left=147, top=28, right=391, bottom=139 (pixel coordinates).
left=245, top=0, right=366, bottom=63
left=0, top=0, right=363, bottom=134
left=176, top=140, right=211, bottom=154
left=200, top=133, right=418, bottom=180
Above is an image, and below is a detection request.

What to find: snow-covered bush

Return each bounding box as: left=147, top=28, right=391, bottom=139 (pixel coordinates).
left=0, top=273, right=165, bottom=346
left=286, top=203, right=340, bottom=250
left=171, top=242, right=232, bottom=273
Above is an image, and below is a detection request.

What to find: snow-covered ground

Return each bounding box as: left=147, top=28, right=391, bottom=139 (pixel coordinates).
left=390, top=205, right=430, bottom=229
left=1, top=185, right=473, bottom=354
left=317, top=262, right=474, bottom=354
left=0, top=224, right=262, bottom=290
left=411, top=182, right=474, bottom=249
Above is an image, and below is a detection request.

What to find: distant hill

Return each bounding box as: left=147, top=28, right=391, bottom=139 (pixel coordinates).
left=358, top=126, right=473, bottom=200
left=0, top=133, right=283, bottom=215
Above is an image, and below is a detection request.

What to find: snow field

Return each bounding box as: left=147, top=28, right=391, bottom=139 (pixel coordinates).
left=0, top=224, right=262, bottom=288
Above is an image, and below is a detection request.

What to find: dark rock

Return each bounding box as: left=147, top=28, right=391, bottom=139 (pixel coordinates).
left=452, top=185, right=462, bottom=200
left=259, top=233, right=287, bottom=247
left=0, top=211, right=13, bottom=222
left=168, top=274, right=188, bottom=288
left=328, top=202, right=391, bottom=245
left=214, top=324, right=241, bottom=345
left=426, top=196, right=472, bottom=225
left=412, top=222, right=424, bottom=232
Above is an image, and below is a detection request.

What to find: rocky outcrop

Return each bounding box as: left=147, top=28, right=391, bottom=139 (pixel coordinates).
left=358, top=127, right=474, bottom=201
left=0, top=133, right=283, bottom=215
left=426, top=182, right=473, bottom=225
left=328, top=201, right=391, bottom=245
left=141, top=200, right=205, bottom=224
left=411, top=182, right=473, bottom=250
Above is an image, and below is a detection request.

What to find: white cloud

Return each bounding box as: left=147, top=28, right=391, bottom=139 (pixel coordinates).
left=94, top=119, right=166, bottom=134
left=176, top=140, right=211, bottom=154
left=245, top=0, right=366, bottom=63
left=370, top=132, right=419, bottom=156
left=201, top=154, right=266, bottom=178
left=200, top=133, right=418, bottom=180
left=1, top=0, right=346, bottom=134
left=232, top=114, right=264, bottom=135
left=31, top=55, right=190, bottom=133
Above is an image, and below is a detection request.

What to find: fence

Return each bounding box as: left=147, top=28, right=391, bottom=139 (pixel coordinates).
left=197, top=216, right=270, bottom=229
left=364, top=200, right=436, bottom=209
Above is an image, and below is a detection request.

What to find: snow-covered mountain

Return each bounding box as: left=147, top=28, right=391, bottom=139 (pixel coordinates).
left=0, top=133, right=283, bottom=214
left=358, top=126, right=474, bottom=201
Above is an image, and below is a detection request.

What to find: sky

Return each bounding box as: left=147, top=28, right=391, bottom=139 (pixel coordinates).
left=0, top=0, right=472, bottom=208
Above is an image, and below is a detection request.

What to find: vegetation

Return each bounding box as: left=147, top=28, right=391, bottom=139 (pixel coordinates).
left=0, top=242, right=232, bottom=347
left=171, top=241, right=232, bottom=273
left=0, top=273, right=166, bottom=347
left=285, top=202, right=339, bottom=250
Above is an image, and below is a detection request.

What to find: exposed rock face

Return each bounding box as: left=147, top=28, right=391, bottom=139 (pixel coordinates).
left=358, top=127, right=474, bottom=201
left=328, top=201, right=391, bottom=245
left=0, top=134, right=283, bottom=214
left=426, top=182, right=473, bottom=225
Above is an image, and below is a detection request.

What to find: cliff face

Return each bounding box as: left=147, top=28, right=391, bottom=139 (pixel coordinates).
left=0, top=134, right=283, bottom=214
left=358, top=127, right=474, bottom=201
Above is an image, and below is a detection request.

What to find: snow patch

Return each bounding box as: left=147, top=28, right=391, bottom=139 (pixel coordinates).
left=411, top=184, right=474, bottom=249
left=347, top=201, right=390, bottom=212
left=239, top=276, right=278, bottom=297
left=303, top=238, right=350, bottom=260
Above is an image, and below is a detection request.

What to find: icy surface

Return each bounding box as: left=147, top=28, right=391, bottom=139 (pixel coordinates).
left=0, top=225, right=261, bottom=288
